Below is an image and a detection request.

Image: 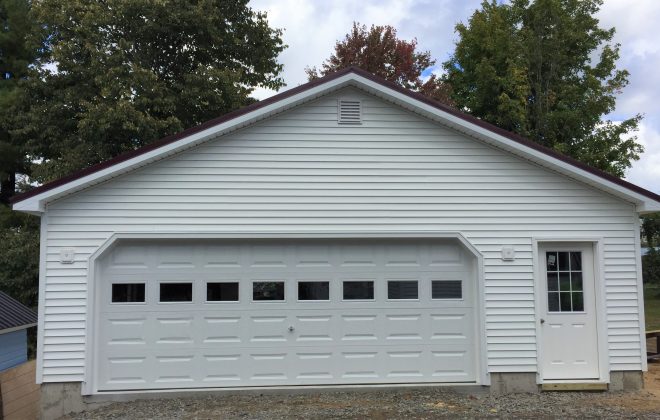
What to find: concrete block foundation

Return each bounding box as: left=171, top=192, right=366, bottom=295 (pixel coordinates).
left=609, top=371, right=644, bottom=392
left=40, top=383, right=107, bottom=420
left=490, top=372, right=539, bottom=394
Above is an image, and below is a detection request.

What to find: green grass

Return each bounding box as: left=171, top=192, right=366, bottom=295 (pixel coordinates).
left=644, top=284, right=660, bottom=331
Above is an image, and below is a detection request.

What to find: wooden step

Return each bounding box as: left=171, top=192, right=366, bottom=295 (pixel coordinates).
left=541, top=382, right=608, bottom=392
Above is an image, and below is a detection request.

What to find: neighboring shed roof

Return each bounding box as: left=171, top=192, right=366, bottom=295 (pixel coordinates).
left=10, top=66, right=660, bottom=213
left=0, top=291, right=37, bottom=333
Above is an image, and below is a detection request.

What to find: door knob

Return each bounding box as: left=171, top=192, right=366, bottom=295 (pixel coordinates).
left=540, top=318, right=545, bottom=325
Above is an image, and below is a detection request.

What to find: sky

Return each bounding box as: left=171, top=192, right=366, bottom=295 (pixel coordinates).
left=249, top=0, right=660, bottom=194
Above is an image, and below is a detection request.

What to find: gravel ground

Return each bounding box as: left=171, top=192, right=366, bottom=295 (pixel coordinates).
left=61, top=386, right=660, bottom=420
left=58, top=344, right=660, bottom=419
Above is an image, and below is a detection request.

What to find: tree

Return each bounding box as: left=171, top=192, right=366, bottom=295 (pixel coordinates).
left=306, top=22, right=452, bottom=105
left=642, top=214, right=660, bottom=248
left=0, top=0, right=286, bottom=314
left=641, top=214, right=660, bottom=288
left=0, top=0, right=43, bottom=204
left=643, top=249, right=660, bottom=286
left=0, top=0, right=44, bottom=311
left=443, top=0, right=643, bottom=177
left=13, top=0, right=286, bottom=183
left=0, top=206, right=40, bottom=307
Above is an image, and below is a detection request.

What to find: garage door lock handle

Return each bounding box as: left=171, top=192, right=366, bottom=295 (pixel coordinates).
left=288, top=325, right=295, bottom=332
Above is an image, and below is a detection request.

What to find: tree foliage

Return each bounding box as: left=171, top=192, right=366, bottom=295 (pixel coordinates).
left=443, top=0, right=642, bottom=177
left=0, top=0, right=44, bottom=204
left=642, top=213, right=660, bottom=248
left=0, top=0, right=286, bottom=312
left=306, top=22, right=452, bottom=105
left=0, top=206, right=40, bottom=306
left=12, top=0, right=286, bottom=183
left=642, top=214, right=660, bottom=286
left=643, top=249, right=660, bottom=285
left=0, top=0, right=43, bottom=309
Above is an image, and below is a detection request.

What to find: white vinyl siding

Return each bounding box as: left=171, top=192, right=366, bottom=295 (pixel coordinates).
left=40, top=87, right=641, bottom=383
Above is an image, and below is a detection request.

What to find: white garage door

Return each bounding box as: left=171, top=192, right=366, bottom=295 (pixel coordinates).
left=94, top=239, right=477, bottom=391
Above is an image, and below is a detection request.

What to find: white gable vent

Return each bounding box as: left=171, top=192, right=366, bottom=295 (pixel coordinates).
left=338, top=99, right=362, bottom=124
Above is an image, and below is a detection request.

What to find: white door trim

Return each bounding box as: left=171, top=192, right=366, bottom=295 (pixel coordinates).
left=532, top=237, right=609, bottom=384
left=81, top=231, right=488, bottom=395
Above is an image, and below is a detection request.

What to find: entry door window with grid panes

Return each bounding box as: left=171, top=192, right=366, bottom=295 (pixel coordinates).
left=545, top=251, right=584, bottom=312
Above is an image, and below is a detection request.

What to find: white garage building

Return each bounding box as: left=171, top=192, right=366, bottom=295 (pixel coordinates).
left=12, top=68, right=660, bottom=412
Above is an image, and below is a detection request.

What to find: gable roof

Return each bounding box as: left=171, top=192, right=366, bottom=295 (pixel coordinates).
left=11, top=66, right=660, bottom=213
left=0, top=291, right=37, bottom=334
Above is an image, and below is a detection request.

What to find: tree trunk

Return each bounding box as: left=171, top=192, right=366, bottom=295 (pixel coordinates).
left=0, top=171, right=16, bottom=205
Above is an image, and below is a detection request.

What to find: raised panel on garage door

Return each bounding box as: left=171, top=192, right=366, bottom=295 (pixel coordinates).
left=95, top=239, right=477, bottom=391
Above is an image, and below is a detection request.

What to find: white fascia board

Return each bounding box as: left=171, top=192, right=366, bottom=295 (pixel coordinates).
left=10, top=203, right=44, bottom=215
left=354, top=76, right=660, bottom=213
left=638, top=202, right=660, bottom=213
left=13, top=74, right=359, bottom=214
left=0, top=323, right=37, bottom=335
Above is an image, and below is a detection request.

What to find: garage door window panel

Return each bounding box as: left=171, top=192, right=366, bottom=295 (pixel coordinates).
left=159, top=282, right=193, bottom=303
left=298, top=281, right=330, bottom=301
left=431, top=280, right=462, bottom=300
left=253, top=281, right=285, bottom=301
left=111, top=283, right=145, bottom=304
left=387, top=280, right=418, bottom=300
left=206, top=282, right=239, bottom=302
left=343, top=281, right=374, bottom=300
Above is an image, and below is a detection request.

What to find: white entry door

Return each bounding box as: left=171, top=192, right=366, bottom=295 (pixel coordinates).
left=539, top=243, right=599, bottom=380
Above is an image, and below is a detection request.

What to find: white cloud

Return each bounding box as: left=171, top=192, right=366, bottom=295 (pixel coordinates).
left=598, top=0, right=660, bottom=58
left=598, top=0, right=660, bottom=193
left=249, top=0, right=482, bottom=99
left=598, top=1, right=660, bottom=117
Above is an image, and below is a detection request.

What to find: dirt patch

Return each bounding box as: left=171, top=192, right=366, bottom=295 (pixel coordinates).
left=598, top=361, right=660, bottom=414
left=646, top=361, right=660, bottom=393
